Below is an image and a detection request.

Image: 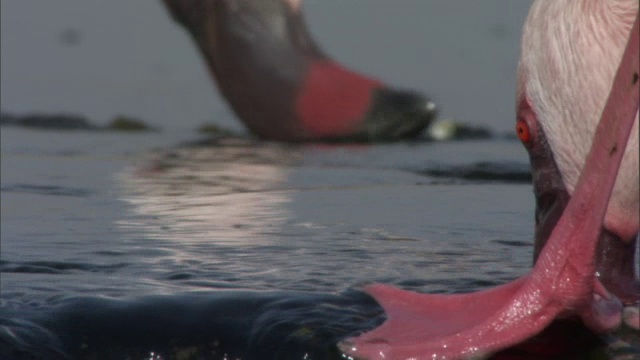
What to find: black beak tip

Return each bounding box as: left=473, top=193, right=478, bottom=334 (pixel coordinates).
left=362, top=88, right=438, bottom=142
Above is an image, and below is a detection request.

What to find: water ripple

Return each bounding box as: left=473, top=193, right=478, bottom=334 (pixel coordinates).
left=0, top=261, right=126, bottom=275
left=419, top=161, right=532, bottom=183
left=1, top=184, right=93, bottom=198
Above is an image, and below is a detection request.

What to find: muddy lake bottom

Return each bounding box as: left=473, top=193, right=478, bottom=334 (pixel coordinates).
left=0, top=127, right=638, bottom=359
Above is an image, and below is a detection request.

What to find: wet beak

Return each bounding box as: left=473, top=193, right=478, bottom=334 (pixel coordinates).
left=360, top=88, right=437, bottom=141
left=534, top=176, right=640, bottom=305
left=529, top=122, right=640, bottom=306
left=341, top=13, right=640, bottom=359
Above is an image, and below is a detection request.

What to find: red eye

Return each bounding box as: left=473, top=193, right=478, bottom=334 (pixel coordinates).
left=516, top=120, right=531, bottom=144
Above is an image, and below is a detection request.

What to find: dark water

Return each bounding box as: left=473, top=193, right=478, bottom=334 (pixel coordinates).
left=1, top=127, right=638, bottom=359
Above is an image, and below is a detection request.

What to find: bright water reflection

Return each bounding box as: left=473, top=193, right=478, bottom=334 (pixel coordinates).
left=109, top=138, right=536, bottom=295
left=118, top=140, right=299, bottom=245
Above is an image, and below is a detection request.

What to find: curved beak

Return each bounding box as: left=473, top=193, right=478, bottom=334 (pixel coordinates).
left=523, top=105, right=640, bottom=306
left=328, top=88, right=437, bottom=142
left=161, top=0, right=436, bottom=142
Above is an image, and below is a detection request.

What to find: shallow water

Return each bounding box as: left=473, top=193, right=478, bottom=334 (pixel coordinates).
left=3, top=1, right=638, bottom=358
left=1, top=128, right=532, bottom=300
left=1, top=127, right=638, bottom=359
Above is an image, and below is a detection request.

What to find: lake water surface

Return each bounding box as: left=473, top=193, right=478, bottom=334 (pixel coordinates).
left=1, top=127, right=639, bottom=359
left=1, top=1, right=638, bottom=359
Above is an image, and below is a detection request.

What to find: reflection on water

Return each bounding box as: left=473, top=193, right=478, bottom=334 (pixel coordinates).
left=1, top=130, right=638, bottom=358
left=117, top=139, right=301, bottom=245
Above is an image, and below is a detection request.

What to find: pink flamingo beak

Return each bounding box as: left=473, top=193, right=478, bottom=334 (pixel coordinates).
left=161, top=0, right=436, bottom=142
left=341, top=11, right=639, bottom=360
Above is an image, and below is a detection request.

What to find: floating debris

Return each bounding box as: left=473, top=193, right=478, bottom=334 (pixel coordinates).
left=106, top=115, right=156, bottom=132
left=1, top=111, right=157, bottom=132
left=196, top=123, right=239, bottom=137
left=427, top=119, right=492, bottom=141
left=0, top=112, right=95, bottom=130
left=421, top=161, right=532, bottom=184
